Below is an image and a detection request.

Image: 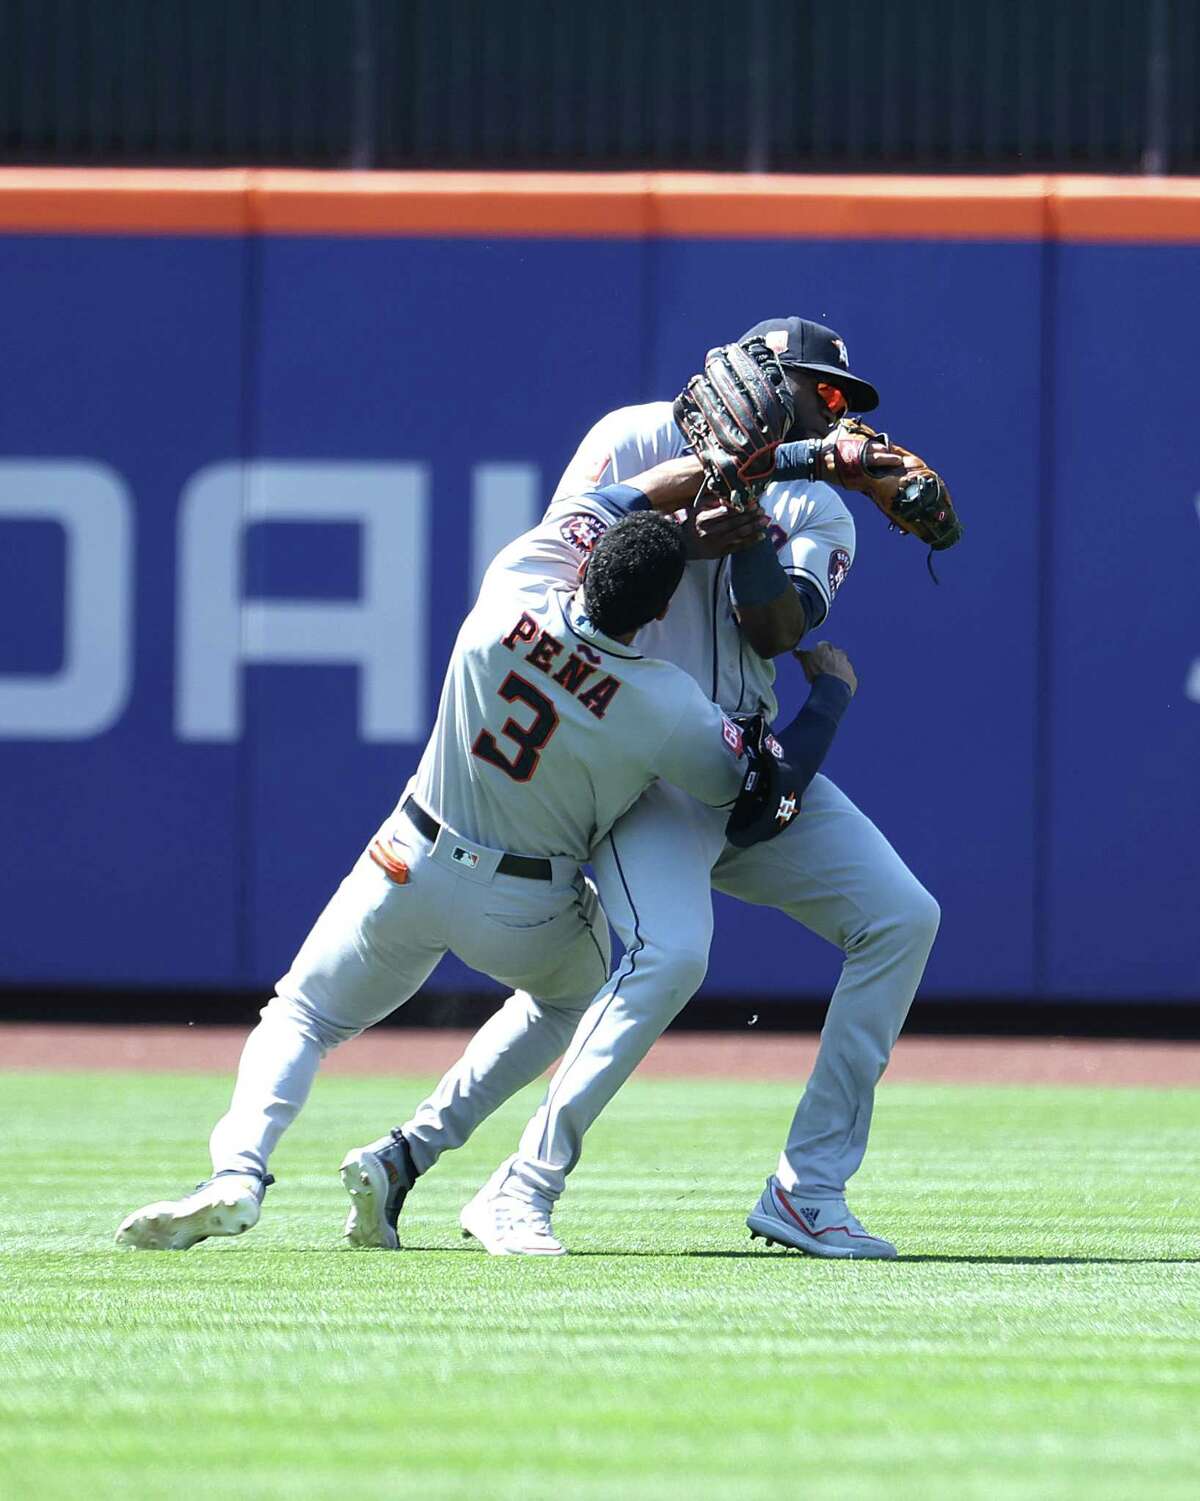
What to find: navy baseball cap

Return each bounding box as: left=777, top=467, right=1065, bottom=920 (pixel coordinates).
left=740, top=317, right=880, bottom=413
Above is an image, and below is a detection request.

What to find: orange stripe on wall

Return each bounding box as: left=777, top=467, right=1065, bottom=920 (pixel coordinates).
left=0, top=168, right=252, bottom=233
left=251, top=171, right=1051, bottom=240
left=0, top=168, right=1198, bottom=242
left=1050, top=176, right=1200, bottom=242
left=250, top=171, right=655, bottom=237
left=647, top=173, right=1052, bottom=240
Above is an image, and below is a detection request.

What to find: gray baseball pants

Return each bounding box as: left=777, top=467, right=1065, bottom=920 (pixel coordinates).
left=396, top=774, right=939, bottom=1203
left=207, top=802, right=610, bottom=1178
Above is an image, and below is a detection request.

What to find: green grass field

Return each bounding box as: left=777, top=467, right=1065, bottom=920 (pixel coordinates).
left=1, top=1068, right=1198, bottom=1500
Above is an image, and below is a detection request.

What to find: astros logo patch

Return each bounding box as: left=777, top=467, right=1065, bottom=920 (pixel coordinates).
left=775, top=793, right=797, bottom=827
left=559, top=512, right=609, bottom=555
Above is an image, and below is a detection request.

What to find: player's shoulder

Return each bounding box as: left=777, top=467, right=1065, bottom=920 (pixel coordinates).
left=762, top=477, right=855, bottom=540
left=588, top=400, right=680, bottom=451
left=477, top=502, right=610, bottom=601
left=468, top=554, right=554, bottom=620
left=601, top=398, right=676, bottom=429
left=555, top=401, right=683, bottom=501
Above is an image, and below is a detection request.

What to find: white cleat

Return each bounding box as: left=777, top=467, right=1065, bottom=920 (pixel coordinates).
left=339, top=1135, right=417, bottom=1250
left=340, top=1149, right=398, bottom=1249
left=459, top=1183, right=566, bottom=1257
left=114, top=1171, right=272, bottom=1251
left=339, top=1129, right=417, bottom=1250
left=746, top=1178, right=897, bottom=1260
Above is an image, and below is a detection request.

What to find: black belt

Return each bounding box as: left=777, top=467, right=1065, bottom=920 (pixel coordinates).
left=401, top=795, right=553, bottom=881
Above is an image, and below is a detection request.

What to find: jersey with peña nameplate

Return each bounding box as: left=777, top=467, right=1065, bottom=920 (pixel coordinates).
left=409, top=488, right=748, bottom=861
left=554, top=402, right=857, bottom=721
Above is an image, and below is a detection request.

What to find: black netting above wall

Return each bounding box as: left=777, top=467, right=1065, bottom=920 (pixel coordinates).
left=0, top=0, right=1194, bottom=173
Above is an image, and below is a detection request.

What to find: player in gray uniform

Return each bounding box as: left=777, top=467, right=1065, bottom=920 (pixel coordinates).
left=115, top=454, right=854, bottom=1253
left=346, top=317, right=937, bottom=1260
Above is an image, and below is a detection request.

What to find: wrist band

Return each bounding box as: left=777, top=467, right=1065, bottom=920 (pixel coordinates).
left=730, top=537, right=788, bottom=607
left=772, top=440, right=820, bottom=482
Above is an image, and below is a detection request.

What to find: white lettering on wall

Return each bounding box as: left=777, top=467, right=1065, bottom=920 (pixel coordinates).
left=176, top=462, right=429, bottom=742
left=0, top=462, right=133, bottom=739
left=470, top=463, right=541, bottom=597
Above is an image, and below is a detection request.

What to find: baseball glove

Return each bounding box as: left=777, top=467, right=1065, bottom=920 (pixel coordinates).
left=673, top=339, right=796, bottom=511
left=820, top=419, right=963, bottom=552
left=725, top=713, right=801, bottom=849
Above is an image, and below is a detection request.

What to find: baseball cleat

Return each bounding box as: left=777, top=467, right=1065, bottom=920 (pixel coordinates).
left=114, top=1170, right=273, bottom=1251
left=459, top=1183, right=566, bottom=1257
left=339, top=1128, right=418, bottom=1249
left=746, top=1178, right=897, bottom=1260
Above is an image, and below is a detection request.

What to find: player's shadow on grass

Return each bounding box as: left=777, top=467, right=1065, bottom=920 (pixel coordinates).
left=895, top=1254, right=1200, bottom=1265
left=395, top=1246, right=765, bottom=1258
left=380, top=1248, right=1200, bottom=1264
left=526, top=1251, right=1200, bottom=1264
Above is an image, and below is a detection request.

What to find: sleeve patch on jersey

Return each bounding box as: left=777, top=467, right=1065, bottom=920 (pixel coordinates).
left=559, top=511, right=610, bottom=555
left=721, top=715, right=745, bottom=757
left=828, top=547, right=852, bottom=599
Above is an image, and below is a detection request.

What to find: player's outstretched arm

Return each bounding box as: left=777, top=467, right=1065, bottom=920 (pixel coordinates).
left=582, top=459, right=766, bottom=555
left=587, top=455, right=778, bottom=562
left=620, top=455, right=707, bottom=513
left=558, top=456, right=707, bottom=523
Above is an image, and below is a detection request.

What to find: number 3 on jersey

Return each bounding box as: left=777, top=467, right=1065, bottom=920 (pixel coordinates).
left=472, top=672, right=560, bottom=782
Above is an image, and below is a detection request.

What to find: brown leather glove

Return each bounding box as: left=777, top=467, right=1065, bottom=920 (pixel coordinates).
left=820, top=419, right=963, bottom=552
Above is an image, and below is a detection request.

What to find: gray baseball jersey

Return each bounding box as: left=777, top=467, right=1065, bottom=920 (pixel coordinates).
left=553, top=402, right=856, bottom=720
left=410, top=491, right=748, bottom=861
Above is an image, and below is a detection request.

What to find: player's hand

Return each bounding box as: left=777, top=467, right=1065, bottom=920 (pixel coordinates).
left=864, top=441, right=906, bottom=473
left=684, top=499, right=768, bottom=559
left=819, top=439, right=905, bottom=482
left=796, top=642, right=857, bottom=696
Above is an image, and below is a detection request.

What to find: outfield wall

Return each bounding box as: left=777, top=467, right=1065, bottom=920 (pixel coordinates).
left=0, top=171, right=1197, bottom=1003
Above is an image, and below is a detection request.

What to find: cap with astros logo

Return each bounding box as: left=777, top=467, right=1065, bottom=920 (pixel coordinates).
left=739, top=316, right=880, bottom=413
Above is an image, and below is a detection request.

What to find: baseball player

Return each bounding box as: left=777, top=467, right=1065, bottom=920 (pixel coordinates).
left=115, top=450, right=856, bottom=1252
left=343, top=317, right=939, bottom=1260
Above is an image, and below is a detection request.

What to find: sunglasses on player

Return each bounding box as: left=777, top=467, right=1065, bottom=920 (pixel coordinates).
left=815, top=381, right=849, bottom=417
